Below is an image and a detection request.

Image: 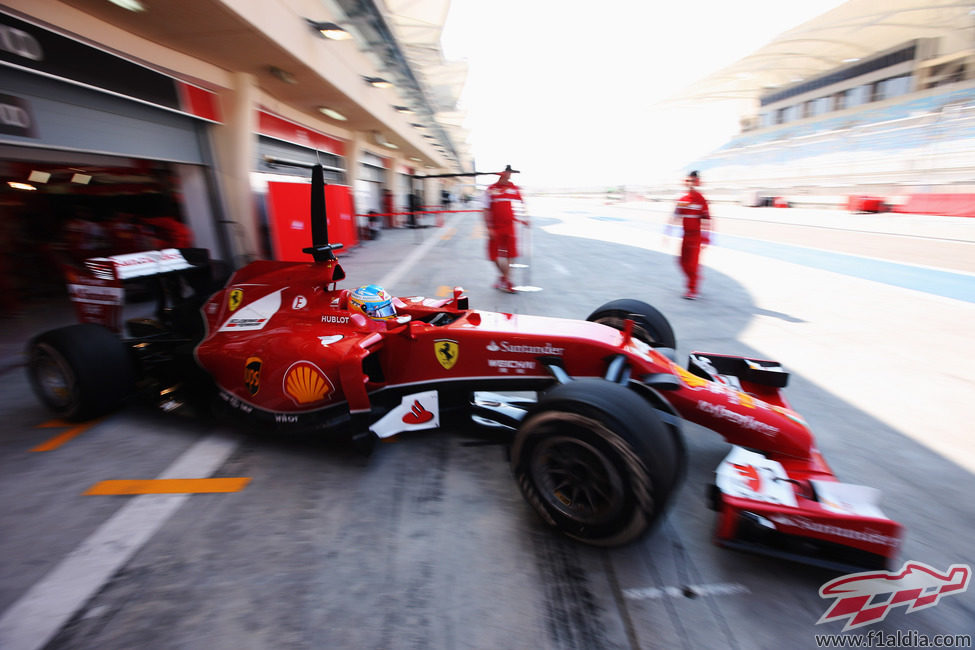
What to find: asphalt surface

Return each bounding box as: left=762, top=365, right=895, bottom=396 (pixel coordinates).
left=1, top=198, right=973, bottom=649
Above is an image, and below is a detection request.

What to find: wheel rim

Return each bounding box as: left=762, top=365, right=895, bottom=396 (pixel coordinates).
left=594, top=316, right=659, bottom=347
left=32, top=344, right=77, bottom=412
left=530, top=435, right=625, bottom=526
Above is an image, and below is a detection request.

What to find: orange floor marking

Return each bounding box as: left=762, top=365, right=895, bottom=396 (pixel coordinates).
left=84, top=478, right=252, bottom=495
left=31, top=420, right=100, bottom=452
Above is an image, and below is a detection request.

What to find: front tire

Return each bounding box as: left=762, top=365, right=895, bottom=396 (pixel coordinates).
left=511, top=379, right=682, bottom=546
left=587, top=298, right=676, bottom=349
left=27, top=324, right=136, bottom=421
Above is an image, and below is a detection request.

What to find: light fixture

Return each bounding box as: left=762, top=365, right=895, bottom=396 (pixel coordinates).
left=373, top=132, right=398, bottom=150
left=269, top=66, right=297, bottom=85
left=318, top=106, right=347, bottom=121
left=71, top=173, right=92, bottom=185
left=108, top=0, right=146, bottom=11
left=28, top=170, right=51, bottom=183
left=364, top=76, right=393, bottom=89
left=8, top=181, right=36, bottom=191
left=393, top=105, right=414, bottom=114
left=306, top=20, right=351, bottom=41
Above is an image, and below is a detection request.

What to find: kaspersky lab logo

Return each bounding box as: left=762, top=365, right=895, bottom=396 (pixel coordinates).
left=817, top=561, right=970, bottom=631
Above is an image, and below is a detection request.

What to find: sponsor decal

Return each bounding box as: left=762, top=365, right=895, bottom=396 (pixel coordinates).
left=698, top=401, right=778, bottom=436
left=402, top=400, right=434, bottom=425
left=86, top=249, right=190, bottom=280
left=771, top=404, right=806, bottom=425
left=715, top=446, right=797, bottom=507
left=243, top=357, right=262, bottom=395
left=485, top=340, right=565, bottom=356
left=769, top=514, right=899, bottom=548
left=370, top=391, right=440, bottom=438
left=67, top=284, right=123, bottom=305
left=487, top=359, right=537, bottom=374
left=321, top=315, right=350, bottom=324
left=817, top=561, right=970, bottom=631
left=219, top=391, right=253, bottom=414
left=222, top=318, right=267, bottom=329
left=674, top=365, right=709, bottom=389
left=228, top=288, right=243, bottom=311
left=734, top=391, right=755, bottom=408
left=218, top=289, right=282, bottom=332
left=435, top=339, right=459, bottom=370
left=292, top=295, right=308, bottom=310
left=732, top=463, right=761, bottom=492
left=275, top=414, right=299, bottom=424
left=283, top=361, right=334, bottom=405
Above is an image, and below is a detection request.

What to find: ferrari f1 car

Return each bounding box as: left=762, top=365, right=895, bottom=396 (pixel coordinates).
left=27, top=165, right=902, bottom=572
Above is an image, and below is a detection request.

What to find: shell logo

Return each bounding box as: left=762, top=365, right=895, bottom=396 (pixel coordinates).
left=283, top=361, right=334, bottom=405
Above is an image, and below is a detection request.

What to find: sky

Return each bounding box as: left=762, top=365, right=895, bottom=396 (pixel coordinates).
left=440, top=0, right=850, bottom=189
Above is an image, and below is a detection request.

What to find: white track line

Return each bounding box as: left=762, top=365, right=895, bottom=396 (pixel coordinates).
left=0, top=435, right=239, bottom=650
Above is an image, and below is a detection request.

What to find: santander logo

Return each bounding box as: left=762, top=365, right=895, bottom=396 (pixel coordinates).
left=402, top=400, right=434, bottom=425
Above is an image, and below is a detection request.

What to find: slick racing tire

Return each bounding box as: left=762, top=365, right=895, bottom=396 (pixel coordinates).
left=587, top=299, right=676, bottom=350
left=27, top=324, right=137, bottom=421
left=511, top=379, right=682, bottom=547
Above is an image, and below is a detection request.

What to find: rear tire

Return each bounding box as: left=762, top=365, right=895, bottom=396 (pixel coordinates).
left=587, top=299, right=676, bottom=349
left=27, top=324, right=136, bottom=421
left=511, top=379, right=682, bottom=546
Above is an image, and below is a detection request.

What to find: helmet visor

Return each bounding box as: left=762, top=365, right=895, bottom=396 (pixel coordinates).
left=364, top=300, right=396, bottom=319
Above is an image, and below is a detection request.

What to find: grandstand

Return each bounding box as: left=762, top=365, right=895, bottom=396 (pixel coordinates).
left=673, top=1, right=975, bottom=213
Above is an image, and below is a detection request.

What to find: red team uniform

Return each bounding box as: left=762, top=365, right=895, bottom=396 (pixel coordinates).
left=484, top=178, right=523, bottom=262
left=674, top=186, right=710, bottom=298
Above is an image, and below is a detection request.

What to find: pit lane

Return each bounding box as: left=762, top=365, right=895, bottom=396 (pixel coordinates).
left=1, top=198, right=973, bottom=649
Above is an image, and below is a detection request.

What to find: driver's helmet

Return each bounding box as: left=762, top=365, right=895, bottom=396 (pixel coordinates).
left=349, top=284, right=397, bottom=321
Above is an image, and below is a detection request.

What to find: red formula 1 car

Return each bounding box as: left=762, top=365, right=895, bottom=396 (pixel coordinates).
left=27, top=166, right=902, bottom=571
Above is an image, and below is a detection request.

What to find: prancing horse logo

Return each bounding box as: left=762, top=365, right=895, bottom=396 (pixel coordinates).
left=435, top=339, right=459, bottom=370
left=228, top=288, right=243, bottom=311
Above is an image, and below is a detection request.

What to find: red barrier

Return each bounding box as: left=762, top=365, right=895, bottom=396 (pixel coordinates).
left=846, top=195, right=887, bottom=213
left=267, top=181, right=357, bottom=260
left=892, top=194, right=975, bottom=218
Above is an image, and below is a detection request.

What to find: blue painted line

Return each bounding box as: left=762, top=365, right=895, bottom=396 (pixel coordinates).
left=714, top=234, right=975, bottom=304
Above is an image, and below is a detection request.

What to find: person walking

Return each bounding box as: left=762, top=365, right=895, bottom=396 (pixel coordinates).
left=668, top=170, right=711, bottom=300
left=483, top=165, right=527, bottom=293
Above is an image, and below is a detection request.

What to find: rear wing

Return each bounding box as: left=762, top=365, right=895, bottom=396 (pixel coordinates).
left=65, top=248, right=211, bottom=333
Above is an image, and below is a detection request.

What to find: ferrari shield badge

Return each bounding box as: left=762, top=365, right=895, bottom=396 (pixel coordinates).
left=435, top=339, right=459, bottom=370
left=228, top=288, right=243, bottom=311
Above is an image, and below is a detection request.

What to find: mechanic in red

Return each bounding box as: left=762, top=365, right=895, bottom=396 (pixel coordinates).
left=483, top=165, right=527, bottom=293
left=669, top=170, right=711, bottom=300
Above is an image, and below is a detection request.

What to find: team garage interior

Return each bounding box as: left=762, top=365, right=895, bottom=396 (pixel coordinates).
left=0, top=152, right=204, bottom=308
